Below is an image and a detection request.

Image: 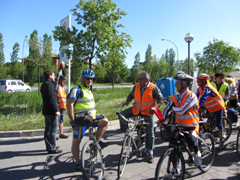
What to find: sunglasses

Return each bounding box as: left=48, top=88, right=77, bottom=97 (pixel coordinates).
left=86, top=78, right=93, bottom=80
left=138, top=77, right=145, bottom=81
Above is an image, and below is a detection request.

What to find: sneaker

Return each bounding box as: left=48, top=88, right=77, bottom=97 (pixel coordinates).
left=59, top=134, right=68, bottom=139
left=219, top=139, right=224, bottom=149
left=194, top=151, right=202, bottom=166
left=148, top=154, right=154, bottom=163
left=76, top=162, right=82, bottom=171
left=98, top=141, right=109, bottom=149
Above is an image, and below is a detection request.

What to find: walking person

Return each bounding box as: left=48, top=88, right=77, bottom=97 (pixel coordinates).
left=119, top=71, right=164, bottom=163
left=41, top=70, right=62, bottom=154
left=57, top=75, right=68, bottom=139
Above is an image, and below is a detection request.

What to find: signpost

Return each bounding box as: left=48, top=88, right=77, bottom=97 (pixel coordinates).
left=60, top=15, right=71, bottom=92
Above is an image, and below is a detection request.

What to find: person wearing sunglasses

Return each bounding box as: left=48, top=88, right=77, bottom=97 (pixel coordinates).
left=67, top=69, right=109, bottom=171
left=119, top=71, right=164, bottom=163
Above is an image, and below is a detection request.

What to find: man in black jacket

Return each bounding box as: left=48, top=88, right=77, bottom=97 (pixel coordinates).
left=41, top=70, right=62, bottom=154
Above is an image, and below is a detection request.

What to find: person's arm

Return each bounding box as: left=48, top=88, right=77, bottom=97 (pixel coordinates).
left=198, top=86, right=211, bottom=108
left=122, top=85, right=135, bottom=107
left=224, top=85, right=230, bottom=101
left=47, top=82, right=60, bottom=116
left=150, top=85, right=164, bottom=115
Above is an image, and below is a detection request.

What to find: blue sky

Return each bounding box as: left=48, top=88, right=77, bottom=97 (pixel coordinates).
left=1, top=0, right=240, bottom=69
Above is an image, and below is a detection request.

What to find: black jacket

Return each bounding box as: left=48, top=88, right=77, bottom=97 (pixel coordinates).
left=41, top=79, right=60, bottom=115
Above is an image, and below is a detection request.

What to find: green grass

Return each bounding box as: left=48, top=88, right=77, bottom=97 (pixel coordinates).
left=0, top=88, right=165, bottom=131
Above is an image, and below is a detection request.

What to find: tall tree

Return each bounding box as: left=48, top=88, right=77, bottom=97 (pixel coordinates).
left=0, top=33, right=5, bottom=79
left=168, top=48, right=176, bottom=77
left=195, top=39, right=240, bottom=75
left=130, top=52, right=141, bottom=84
left=10, top=42, right=20, bottom=78
left=53, top=0, right=132, bottom=82
left=42, top=33, right=53, bottom=70
left=143, top=44, right=153, bottom=75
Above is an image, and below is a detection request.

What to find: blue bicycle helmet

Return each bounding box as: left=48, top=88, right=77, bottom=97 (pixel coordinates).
left=82, top=69, right=95, bottom=78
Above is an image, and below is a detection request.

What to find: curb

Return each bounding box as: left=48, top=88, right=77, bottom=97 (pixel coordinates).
left=0, top=120, right=120, bottom=138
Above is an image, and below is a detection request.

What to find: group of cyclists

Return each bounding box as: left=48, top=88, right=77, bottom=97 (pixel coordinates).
left=67, top=68, right=235, bottom=177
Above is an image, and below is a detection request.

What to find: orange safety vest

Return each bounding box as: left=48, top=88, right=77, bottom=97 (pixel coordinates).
left=58, top=86, right=66, bottom=109
left=172, top=91, right=200, bottom=134
left=132, top=83, right=156, bottom=115
left=198, top=83, right=225, bottom=112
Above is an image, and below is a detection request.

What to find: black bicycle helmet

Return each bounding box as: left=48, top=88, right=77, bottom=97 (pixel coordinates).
left=174, top=73, right=194, bottom=85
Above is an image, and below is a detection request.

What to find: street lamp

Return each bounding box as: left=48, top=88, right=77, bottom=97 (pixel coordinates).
left=184, top=33, right=194, bottom=75
left=161, top=39, right=179, bottom=62
left=22, top=35, right=28, bottom=82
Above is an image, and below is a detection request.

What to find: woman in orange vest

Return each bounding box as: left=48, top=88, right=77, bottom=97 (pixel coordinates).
left=119, top=71, right=164, bottom=163
left=196, top=74, right=225, bottom=149
left=57, top=75, right=68, bottom=139
left=161, top=72, right=202, bottom=166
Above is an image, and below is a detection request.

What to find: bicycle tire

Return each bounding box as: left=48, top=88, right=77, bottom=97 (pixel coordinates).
left=118, top=135, right=132, bottom=179
left=155, top=147, right=185, bottom=180
left=198, top=133, right=215, bottom=172
left=81, top=140, right=104, bottom=180
left=236, top=128, right=240, bottom=157
left=210, top=117, right=232, bottom=143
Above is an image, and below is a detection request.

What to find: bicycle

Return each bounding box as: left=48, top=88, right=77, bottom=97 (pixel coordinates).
left=81, top=114, right=105, bottom=180
left=155, top=124, right=215, bottom=180
left=236, top=127, right=240, bottom=157
left=116, top=112, right=148, bottom=179
left=199, top=108, right=232, bottom=144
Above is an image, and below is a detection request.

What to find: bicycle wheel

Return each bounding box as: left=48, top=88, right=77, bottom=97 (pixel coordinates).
left=198, top=133, right=215, bottom=172
left=118, top=135, right=132, bottom=179
left=236, top=128, right=240, bottom=157
left=210, top=117, right=232, bottom=143
left=155, top=147, right=185, bottom=180
left=81, top=140, right=104, bottom=180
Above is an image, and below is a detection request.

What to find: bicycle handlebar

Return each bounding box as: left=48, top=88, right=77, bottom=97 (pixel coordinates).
left=116, top=112, right=144, bottom=124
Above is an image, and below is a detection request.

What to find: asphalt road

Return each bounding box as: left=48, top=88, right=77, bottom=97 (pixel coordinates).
left=0, top=120, right=240, bottom=180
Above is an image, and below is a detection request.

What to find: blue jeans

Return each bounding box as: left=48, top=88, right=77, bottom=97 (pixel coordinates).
left=44, top=115, right=59, bottom=151
left=213, top=109, right=223, bottom=129
left=119, top=107, right=155, bottom=150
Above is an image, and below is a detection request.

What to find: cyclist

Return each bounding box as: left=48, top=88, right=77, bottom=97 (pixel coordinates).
left=196, top=73, right=226, bottom=149
left=119, top=71, right=164, bottom=163
left=67, top=69, right=109, bottom=171
left=161, top=72, right=202, bottom=166
left=211, top=71, right=230, bottom=117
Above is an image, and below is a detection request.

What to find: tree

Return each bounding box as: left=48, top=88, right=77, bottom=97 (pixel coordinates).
left=168, top=48, right=176, bottom=77
left=130, top=52, right=141, bottom=84
left=0, top=33, right=5, bottom=79
left=94, top=63, right=107, bottom=83
left=42, top=33, right=54, bottom=70
left=195, top=39, right=240, bottom=75
left=53, top=0, right=132, bottom=79
left=143, top=44, right=153, bottom=75
left=10, top=42, right=20, bottom=78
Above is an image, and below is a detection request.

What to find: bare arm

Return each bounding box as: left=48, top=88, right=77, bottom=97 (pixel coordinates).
left=67, top=98, right=78, bottom=130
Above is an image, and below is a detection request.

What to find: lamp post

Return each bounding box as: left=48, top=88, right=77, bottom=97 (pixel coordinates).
left=184, top=33, right=194, bottom=75
left=161, top=39, right=179, bottom=62
left=22, top=35, right=28, bottom=82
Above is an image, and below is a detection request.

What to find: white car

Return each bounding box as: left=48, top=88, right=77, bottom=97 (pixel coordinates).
left=0, top=79, right=31, bottom=93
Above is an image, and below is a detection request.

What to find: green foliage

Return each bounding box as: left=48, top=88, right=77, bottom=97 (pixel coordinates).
left=53, top=0, right=132, bottom=72
left=195, top=39, right=240, bottom=75
left=130, top=52, right=141, bottom=84
left=10, top=42, right=20, bottom=78
left=143, top=44, right=153, bottom=75
left=0, top=33, right=5, bottom=79
left=94, top=63, right=107, bottom=83
left=42, top=33, right=53, bottom=70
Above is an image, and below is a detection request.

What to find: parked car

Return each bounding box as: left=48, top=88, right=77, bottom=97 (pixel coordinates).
left=0, top=79, right=31, bottom=93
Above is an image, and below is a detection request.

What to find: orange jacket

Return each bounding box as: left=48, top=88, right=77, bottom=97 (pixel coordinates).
left=198, top=83, right=225, bottom=112
left=132, top=83, right=156, bottom=115
left=58, top=86, right=66, bottom=109
left=172, top=91, right=200, bottom=134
